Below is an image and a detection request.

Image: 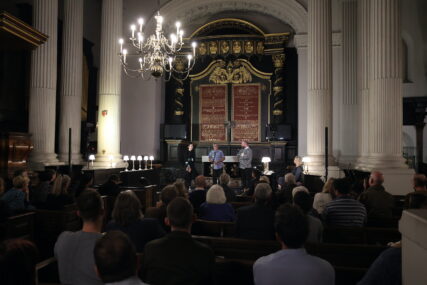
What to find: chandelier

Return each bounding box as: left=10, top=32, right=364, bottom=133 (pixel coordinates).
left=118, top=11, right=197, bottom=80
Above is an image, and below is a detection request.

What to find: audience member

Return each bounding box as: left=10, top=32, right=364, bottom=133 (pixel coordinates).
left=141, top=197, right=215, bottom=285
left=199, top=185, right=235, bottom=222
left=219, top=173, right=236, bottom=202
left=54, top=190, right=104, bottom=285
left=98, top=174, right=122, bottom=197
left=359, top=171, right=394, bottom=220
left=292, top=156, right=304, bottom=184
left=323, top=178, right=367, bottom=227
left=1, top=175, right=32, bottom=214
left=277, top=173, right=297, bottom=204
left=357, top=245, right=402, bottom=285
left=253, top=204, right=334, bottom=285
left=45, top=174, right=74, bottom=210
left=74, top=173, right=94, bottom=198
left=174, top=180, right=189, bottom=198
left=236, top=183, right=275, bottom=240
left=407, top=192, right=427, bottom=209
left=0, top=239, right=39, bottom=285
left=292, top=185, right=309, bottom=199
left=189, top=175, right=207, bottom=214
left=404, top=174, right=427, bottom=209
left=244, top=168, right=261, bottom=197
left=293, top=191, right=323, bottom=243
left=313, top=178, right=334, bottom=214
left=145, top=185, right=178, bottom=229
left=106, top=190, right=165, bottom=252
left=94, top=231, right=148, bottom=285
left=31, top=169, right=55, bottom=207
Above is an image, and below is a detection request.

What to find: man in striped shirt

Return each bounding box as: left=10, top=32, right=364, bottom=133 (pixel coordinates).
left=323, top=178, right=367, bottom=227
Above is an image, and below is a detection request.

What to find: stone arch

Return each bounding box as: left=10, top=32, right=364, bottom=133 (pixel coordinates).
left=149, top=0, right=307, bottom=35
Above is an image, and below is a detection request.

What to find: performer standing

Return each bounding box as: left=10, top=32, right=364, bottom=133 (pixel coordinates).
left=238, top=140, right=253, bottom=190
left=208, top=144, right=225, bottom=185
left=184, top=143, right=198, bottom=187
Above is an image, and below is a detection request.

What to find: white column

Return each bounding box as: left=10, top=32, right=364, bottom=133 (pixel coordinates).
left=365, top=0, right=413, bottom=195
left=306, top=0, right=336, bottom=175
left=59, top=0, right=84, bottom=164
left=355, top=0, right=370, bottom=169
left=367, top=0, right=406, bottom=169
left=94, top=0, right=124, bottom=168
left=339, top=0, right=358, bottom=166
left=28, top=0, right=60, bottom=168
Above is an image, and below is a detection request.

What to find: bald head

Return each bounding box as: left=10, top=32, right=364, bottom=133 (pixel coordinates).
left=369, top=171, right=384, bottom=186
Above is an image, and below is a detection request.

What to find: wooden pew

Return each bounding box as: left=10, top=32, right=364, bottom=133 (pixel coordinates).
left=0, top=211, right=35, bottom=241
left=323, top=226, right=401, bottom=245
left=34, top=204, right=82, bottom=258
left=230, top=201, right=252, bottom=210
left=121, top=185, right=157, bottom=212
left=192, top=219, right=236, bottom=237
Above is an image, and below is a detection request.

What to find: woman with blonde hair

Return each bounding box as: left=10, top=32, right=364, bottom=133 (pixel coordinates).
left=45, top=174, right=74, bottom=210
left=313, top=178, right=335, bottom=214
left=105, top=190, right=165, bottom=251
left=199, top=185, right=235, bottom=221
left=0, top=175, right=31, bottom=213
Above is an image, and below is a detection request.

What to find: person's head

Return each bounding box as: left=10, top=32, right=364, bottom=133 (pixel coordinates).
left=322, top=178, right=335, bottom=193
left=213, top=144, right=219, bottom=151
left=275, top=204, right=308, bottom=249
left=94, top=231, right=137, bottom=283
left=38, top=169, right=56, bottom=183
left=12, top=175, right=29, bottom=190
left=0, top=239, right=39, bottom=285
left=112, top=190, right=143, bottom=226
left=369, top=171, right=384, bottom=186
left=166, top=197, right=194, bottom=231
left=294, top=156, right=302, bottom=167
left=219, top=173, right=230, bottom=185
left=51, top=174, right=71, bottom=196
left=292, top=186, right=309, bottom=198
left=284, top=173, right=296, bottom=185
left=333, top=178, right=351, bottom=196
left=241, top=140, right=248, bottom=148
left=293, top=191, right=313, bottom=214
left=188, top=143, right=194, bottom=151
left=174, top=181, right=188, bottom=198
left=79, top=173, right=93, bottom=188
left=206, top=185, right=226, bottom=204
left=13, top=169, right=29, bottom=179
left=160, top=185, right=179, bottom=206
left=254, top=183, right=272, bottom=204
left=76, top=190, right=104, bottom=223
left=413, top=174, right=427, bottom=190
left=194, top=175, right=207, bottom=189
left=108, top=174, right=121, bottom=184
left=259, top=176, right=270, bottom=184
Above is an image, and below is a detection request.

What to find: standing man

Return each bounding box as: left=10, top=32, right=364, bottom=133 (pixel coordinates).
left=208, top=144, right=225, bottom=184
left=238, top=140, right=253, bottom=190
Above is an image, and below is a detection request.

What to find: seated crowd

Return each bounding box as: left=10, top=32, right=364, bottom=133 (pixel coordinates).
left=0, top=165, right=426, bottom=285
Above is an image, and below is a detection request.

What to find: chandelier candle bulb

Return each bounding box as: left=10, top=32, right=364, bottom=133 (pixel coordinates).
left=137, top=155, right=143, bottom=170
left=138, top=18, right=144, bottom=32
left=149, top=155, right=154, bottom=169
left=144, top=155, right=148, bottom=170
left=119, top=38, right=124, bottom=52
left=130, top=24, right=136, bottom=38
left=192, top=42, right=197, bottom=56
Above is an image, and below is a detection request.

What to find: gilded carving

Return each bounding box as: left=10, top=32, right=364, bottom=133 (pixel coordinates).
left=232, top=40, right=242, bottom=54
left=244, top=40, right=254, bottom=54
left=273, top=54, right=286, bottom=68
left=209, top=41, right=218, bottom=55
left=220, top=40, right=230, bottom=54
left=209, top=61, right=252, bottom=84
left=256, top=41, right=264, bottom=54
left=199, top=42, right=207, bottom=55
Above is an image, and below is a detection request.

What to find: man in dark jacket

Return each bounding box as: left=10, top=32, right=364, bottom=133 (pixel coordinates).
left=236, top=183, right=275, bottom=240
left=141, top=197, right=215, bottom=285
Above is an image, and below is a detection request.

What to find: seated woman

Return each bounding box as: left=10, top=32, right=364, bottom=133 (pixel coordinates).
left=105, top=190, right=165, bottom=252
left=44, top=174, right=74, bottom=210
left=313, top=178, right=335, bottom=214
left=1, top=175, right=32, bottom=214
left=199, top=185, right=235, bottom=222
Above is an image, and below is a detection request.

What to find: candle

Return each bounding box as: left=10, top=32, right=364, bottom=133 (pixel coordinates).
left=149, top=155, right=154, bottom=169
left=192, top=42, right=197, bottom=57
left=138, top=18, right=144, bottom=32
left=122, top=49, right=128, bottom=64
left=118, top=38, right=124, bottom=53
left=137, top=155, right=143, bottom=170
left=176, top=21, right=181, bottom=37
left=130, top=24, right=136, bottom=38
left=144, top=156, right=148, bottom=170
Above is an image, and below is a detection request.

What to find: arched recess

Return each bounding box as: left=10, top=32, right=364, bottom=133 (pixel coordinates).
left=147, top=0, right=308, bottom=35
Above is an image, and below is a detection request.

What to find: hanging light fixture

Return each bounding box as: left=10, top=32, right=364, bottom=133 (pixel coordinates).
left=118, top=5, right=197, bottom=81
